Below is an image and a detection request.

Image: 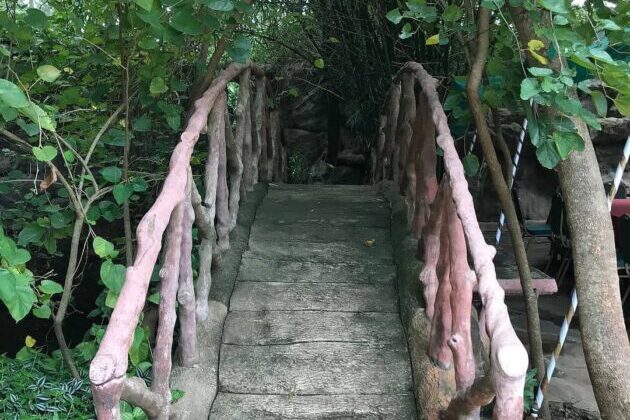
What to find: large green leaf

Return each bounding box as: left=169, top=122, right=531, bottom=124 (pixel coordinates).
left=20, top=102, right=56, bottom=132
left=93, top=236, right=115, bottom=259
left=37, top=65, right=61, bottom=82
left=0, top=270, right=36, bottom=322
left=0, top=79, right=29, bottom=108
left=149, top=77, right=168, bottom=95
left=39, top=279, right=63, bottom=295
left=590, top=91, right=608, bottom=117
left=552, top=131, right=585, bottom=159
left=100, top=166, right=122, bottom=183
left=18, top=223, right=46, bottom=245
left=100, top=260, right=126, bottom=293
left=442, top=5, right=463, bottom=22
left=24, top=8, right=48, bottom=29
left=227, top=36, right=252, bottom=63
left=205, top=0, right=234, bottom=11
left=538, top=0, right=569, bottom=14
left=32, top=145, right=58, bottom=162
left=520, top=78, right=540, bottom=100
left=169, top=8, right=202, bottom=35
left=386, top=8, right=403, bottom=24
left=133, top=0, right=153, bottom=11
left=536, top=140, right=561, bottom=169
left=113, top=184, right=133, bottom=205
left=614, top=93, right=630, bottom=117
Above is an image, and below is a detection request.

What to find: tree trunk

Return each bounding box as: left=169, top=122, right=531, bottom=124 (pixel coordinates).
left=465, top=6, right=547, bottom=413
left=508, top=4, right=630, bottom=417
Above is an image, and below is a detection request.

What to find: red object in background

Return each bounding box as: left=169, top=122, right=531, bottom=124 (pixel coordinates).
left=611, top=199, right=630, bottom=247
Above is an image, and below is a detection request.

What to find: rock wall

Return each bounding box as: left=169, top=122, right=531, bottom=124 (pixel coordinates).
left=279, top=74, right=368, bottom=184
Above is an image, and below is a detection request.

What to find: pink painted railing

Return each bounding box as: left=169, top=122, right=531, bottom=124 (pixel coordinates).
left=89, top=62, right=286, bottom=419
left=373, top=62, right=528, bottom=418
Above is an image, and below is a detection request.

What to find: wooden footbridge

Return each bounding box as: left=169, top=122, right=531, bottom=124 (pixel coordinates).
left=88, top=61, right=556, bottom=419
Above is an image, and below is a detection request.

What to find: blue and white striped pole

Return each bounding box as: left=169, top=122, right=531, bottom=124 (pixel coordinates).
left=531, top=134, right=630, bottom=417
left=494, top=117, right=528, bottom=245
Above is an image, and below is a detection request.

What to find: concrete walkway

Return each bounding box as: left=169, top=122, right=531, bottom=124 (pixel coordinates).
left=209, top=184, right=416, bottom=419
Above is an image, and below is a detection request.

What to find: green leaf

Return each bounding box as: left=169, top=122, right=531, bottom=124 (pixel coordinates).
left=442, top=5, right=463, bottom=22
left=578, top=108, right=601, bottom=130
left=227, top=36, right=252, bottom=63
left=24, top=8, right=48, bottom=29
left=100, top=260, right=126, bottom=293
left=425, top=34, right=440, bottom=45
left=520, top=78, right=540, bottom=100
left=528, top=67, right=553, bottom=77
left=480, top=0, right=505, bottom=10
left=169, top=8, right=202, bottom=35
left=149, top=77, right=168, bottom=95
left=536, top=140, right=561, bottom=169
left=205, top=0, right=234, bottom=11
left=0, top=270, right=36, bottom=322
left=93, top=236, right=115, bottom=258
left=462, top=154, right=480, bottom=177
left=148, top=292, right=160, bottom=304
left=133, top=0, right=153, bottom=11
left=552, top=130, right=584, bottom=159
left=590, top=91, right=608, bottom=118
left=0, top=46, right=9, bottom=56
left=138, top=36, right=159, bottom=50
left=314, top=58, right=325, bottom=69
left=133, top=115, right=152, bottom=131
left=614, top=93, right=630, bottom=117
left=0, top=79, right=29, bottom=108
left=171, top=389, right=185, bottom=403
left=37, top=65, right=61, bottom=82
left=32, top=145, right=57, bottom=162
left=105, top=290, right=119, bottom=308
left=39, top=280, right=63, bottom=295
left=386, top=8, right=403, bottom=24
left=32, top=303, right=51, bottom=319
left=18, top=223, right=45, bottom=245
left=113, top=184, right=133, bottom=205
left=100, top=166, right=122, bottom=183
left=538, top=0, right=569, bottom=14
left=20, top=102, right=56, bottom=131
left=553, top=14, right=568, bottom=25
left=399, top=23, right=413, bottom=39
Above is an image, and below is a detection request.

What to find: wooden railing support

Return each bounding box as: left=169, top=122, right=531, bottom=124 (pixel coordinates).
left=90, top=62, right=286, bottom=419
left=373, top=61, right=528, bottom=418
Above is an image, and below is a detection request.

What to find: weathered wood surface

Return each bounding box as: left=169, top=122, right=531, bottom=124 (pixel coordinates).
left=247, top=239, right=394, bottom=264
left=211, top=184, right=415, bottom=419
left=230, top=281, right=398, bottom=312
left=249, top=223, right=391, bottom=244
left=223, top=311, right=406, bottom=345
left=210, top=393, right=416, bottom=419
left=238, top=256, right=395, bottom=284
left=219, top=342, right=413, bottom=395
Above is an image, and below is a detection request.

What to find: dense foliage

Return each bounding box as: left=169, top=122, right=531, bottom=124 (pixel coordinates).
left=0, top=0, right=628, bottom=417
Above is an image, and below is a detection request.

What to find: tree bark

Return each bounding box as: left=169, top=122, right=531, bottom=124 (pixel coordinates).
left=508, top=4, right=630, bottom=417
left=465, top=7, right=546, bottom=399
left=429, top=182, right=453, bottom=369
left=394, top=73, right=415, bottom=185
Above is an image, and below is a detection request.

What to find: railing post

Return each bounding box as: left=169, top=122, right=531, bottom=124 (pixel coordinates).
left=193, top=93, right=225, bottom=321
left=394, top=72, right=415, bottom=185
left=428, top=181, right=453, bottom=369
left=151, top=201, right=185, bottom=419
left=178, top=176, right=197, bottom=367
left=381, top=82, right=401, bottom=182
left=228, top=68, right=250, bottom=227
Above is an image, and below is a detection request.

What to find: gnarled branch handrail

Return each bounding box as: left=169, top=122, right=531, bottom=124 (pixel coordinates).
left=373, top=61, right=528, bottom=418
left=89, top=61, right=285, bottom=419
